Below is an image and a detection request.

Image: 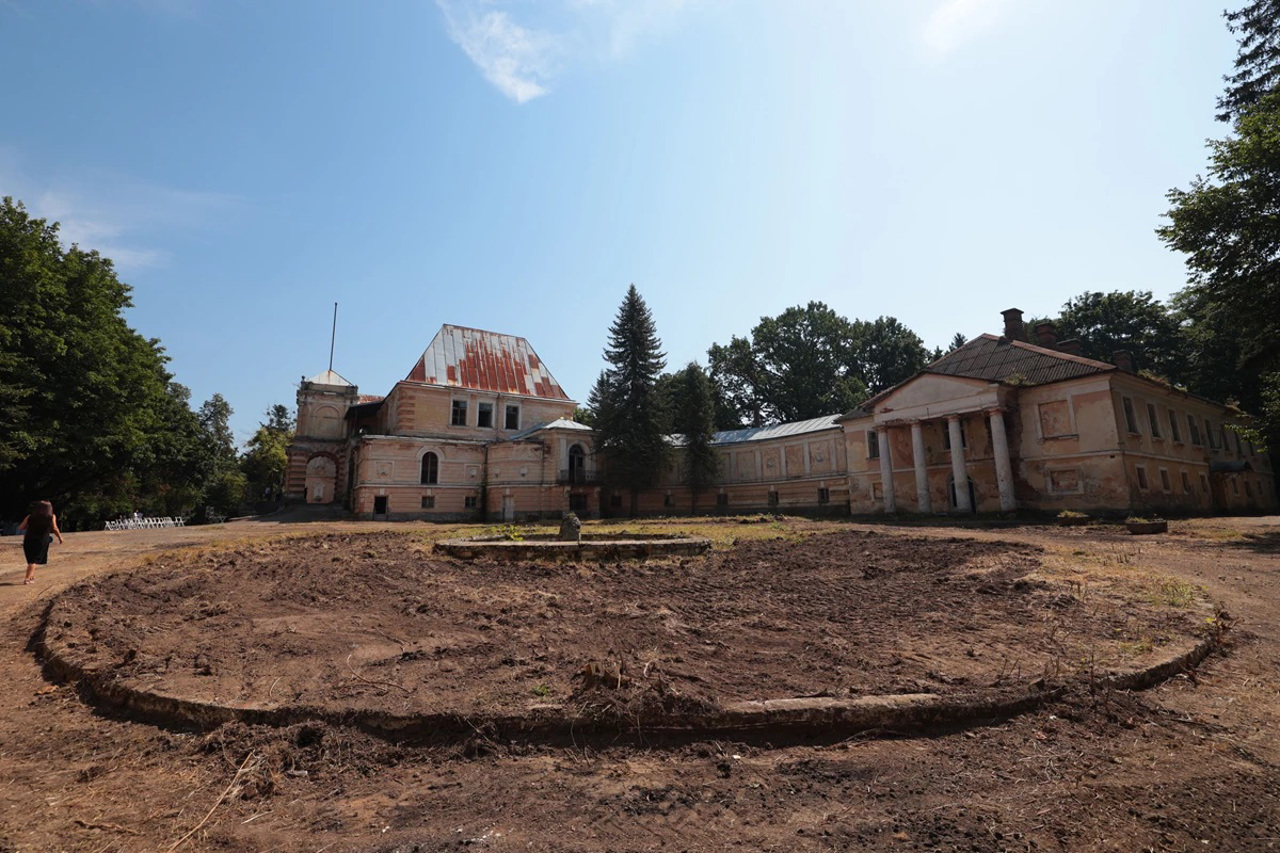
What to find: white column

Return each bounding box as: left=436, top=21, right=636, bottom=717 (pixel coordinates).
left=910, top=421, right=931, bottom=514
left=948, top=416, right=972, bottom=513
left=988, top=408, right=1016, bottom=512
left=876, top=426, right=896, bottom=512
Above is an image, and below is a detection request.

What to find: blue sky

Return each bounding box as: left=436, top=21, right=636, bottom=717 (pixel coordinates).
left=0, top=0, right=1236, bottom=442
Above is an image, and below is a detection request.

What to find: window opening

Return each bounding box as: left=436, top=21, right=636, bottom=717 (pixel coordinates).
left=505, top=405, right=520, bottom=430
left=451, top=399, right=468, bottom=427
left=420, top=452, right=439, bottom=485
left=477, top=402, right=494, bottom=428
left=1147, top=403, right=1162, bottom=438
left=1122, top=398, right=1139, bottom=434
left=421, top=496, right=435, bottom=509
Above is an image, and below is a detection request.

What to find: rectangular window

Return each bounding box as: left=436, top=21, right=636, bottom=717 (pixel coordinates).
left=663, top=493, right=674, bottom=507
left=1147, top=403, right=1162, bottom=439
left=1231, top=478, right=1239, bottom=496
left=1136, top=466, right=1149, bottom=491
left=477, top=402, right=494, bottom=428
left=451, top=399, right=468, bottom=426
left=464, top=495, right=478, bottom=509
left=818, top=487, right=830, bottom=505
left=569, top=493, right=588, bottom=513
left=767, top=491, right=779, bottom=507
left=1235, top=432, right=1243, bottom=456
left=716, top=493, right=729, bottom=507
left=1159, top=468, right=1171, bottom=492
left=1181, top=470, right=1192, bottom=493
left=1122, top=397, right=1139, bottom=434
left=1188, top=416, right=1202, bottom=446
left=1200, top=473, right=1210, bottom=494
left=421, top=496, right=435, bottom=509
left=1246, top=480, right=1253, bottom=498
left=866, top=430, right=880, bottom=459
left=1168, top=410, right=1182, bottom=443
left=1206, top=419, right=1218, bottom=449
left=505, top=405, right=520, bottom=430
left=1221, top=426, right=1231, bottom=453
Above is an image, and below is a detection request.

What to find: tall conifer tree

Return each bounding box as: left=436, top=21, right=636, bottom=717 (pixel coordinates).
left=669, top=363, right=720, bottom=512
left=592, top=285, right=667, bottom=515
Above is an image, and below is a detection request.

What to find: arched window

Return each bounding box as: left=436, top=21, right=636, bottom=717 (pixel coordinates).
left=568, top=444, right=586, bottom=483
left=421, top=452, right=439, bottom=485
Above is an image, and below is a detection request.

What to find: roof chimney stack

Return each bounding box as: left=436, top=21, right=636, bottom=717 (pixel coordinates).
left=1034, top=322, right=1058, bottom=349
left=1001, top=308, right=1025, bottom=341
left=1058, top=338, right=1084, bottom=356
left=1112, top=350, right=1135, bottom=372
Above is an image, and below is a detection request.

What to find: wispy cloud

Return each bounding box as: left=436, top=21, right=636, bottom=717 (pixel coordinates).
left=922, top=0, right=1014, bottom=57
left=437, top=0, right=701, bottom=104
left=437, top=2, right=559, bottom=104
left=0, top=154, right=241, bottom=275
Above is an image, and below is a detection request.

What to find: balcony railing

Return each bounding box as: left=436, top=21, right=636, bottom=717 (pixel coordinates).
left=558, top=469, right=599, bottom=485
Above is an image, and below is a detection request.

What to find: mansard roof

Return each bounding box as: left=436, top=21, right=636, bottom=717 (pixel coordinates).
left=404, top=325, right=571, bottom=401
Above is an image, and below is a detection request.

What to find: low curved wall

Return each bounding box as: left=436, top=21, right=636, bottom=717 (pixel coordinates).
left=433, top=535, right=713, bottom=561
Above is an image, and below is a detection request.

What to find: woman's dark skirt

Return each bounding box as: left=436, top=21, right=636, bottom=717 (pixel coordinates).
left=22, top=535, right=50, bottom=565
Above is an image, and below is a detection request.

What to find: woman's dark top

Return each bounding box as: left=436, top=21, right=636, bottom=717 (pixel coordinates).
left=23, top=513, right=52, bottom=543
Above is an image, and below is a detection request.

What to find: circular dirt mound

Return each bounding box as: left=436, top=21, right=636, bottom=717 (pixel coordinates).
left=40, top=531, right=1207, bottom=734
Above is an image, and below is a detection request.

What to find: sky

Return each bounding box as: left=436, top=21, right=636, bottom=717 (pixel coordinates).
left=0, top=0, right=1239, bottom=443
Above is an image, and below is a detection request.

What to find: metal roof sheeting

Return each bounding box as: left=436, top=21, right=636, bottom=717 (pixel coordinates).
left=508, top=418, right=594, bottom=441
left=709, top=414, right=843, bottom=446
left=304, top=369, right=354, bottom=387
left=926, top=335, right=1113, bottom=386
left=405, top=325, right=571, bottom=401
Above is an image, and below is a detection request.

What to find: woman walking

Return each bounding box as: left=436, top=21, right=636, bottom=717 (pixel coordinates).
left=18, top=501, right=63, bottom=585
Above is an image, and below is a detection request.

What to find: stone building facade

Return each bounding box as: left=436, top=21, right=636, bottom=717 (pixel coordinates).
left=288, top=312, right=1276, bottom=521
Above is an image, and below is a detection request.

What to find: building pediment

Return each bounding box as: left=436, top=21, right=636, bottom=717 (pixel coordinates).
left=870, top=374, right=1007, bottom=425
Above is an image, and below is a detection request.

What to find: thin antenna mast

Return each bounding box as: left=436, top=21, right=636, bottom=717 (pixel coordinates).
left=328, top=302, right=338, bottom=373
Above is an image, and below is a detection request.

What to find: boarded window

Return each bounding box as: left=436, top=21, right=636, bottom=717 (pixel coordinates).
left=1048, top=469, right=1081, bottom=493
left=1147, top=403, right=1162, bottom=438
left=1122, top=398, right=1139, bottom=434
left=451, top=399, right=468, bottom=426
left=1038, top=400, right=1072, bottom=438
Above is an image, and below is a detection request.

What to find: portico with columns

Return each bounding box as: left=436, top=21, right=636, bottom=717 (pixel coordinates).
left=841, top=374, right=1019, bottom=515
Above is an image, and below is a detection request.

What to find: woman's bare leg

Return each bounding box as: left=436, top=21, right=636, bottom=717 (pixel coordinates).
left=24, top=563, right=35, bottom=584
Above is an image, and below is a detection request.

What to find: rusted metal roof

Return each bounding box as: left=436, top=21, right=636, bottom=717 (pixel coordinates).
left=926, top=335, right=1113, bottom=386
left=405, top=325, right=570, bottom=400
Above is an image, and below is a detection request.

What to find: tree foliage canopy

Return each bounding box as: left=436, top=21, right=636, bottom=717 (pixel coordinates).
left=1217, top=0, right=1280, bottom=122
left=1050, top=291, right=1190, bottom=383
left=707, top=303, right=926, bottom=426
left=590, top=285, right=668, bottom=510
left=667, top=363, right=720, bottom=501
left=0, top=197, right=238, bottom=523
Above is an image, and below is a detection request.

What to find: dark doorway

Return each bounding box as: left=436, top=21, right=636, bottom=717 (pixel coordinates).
left=373, top=496, right=388, bottom=517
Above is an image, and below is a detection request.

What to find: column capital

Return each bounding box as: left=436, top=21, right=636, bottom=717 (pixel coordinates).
left=946, top=413, right=963, bottom=423
left=983, top=406, right=1007, bottom=417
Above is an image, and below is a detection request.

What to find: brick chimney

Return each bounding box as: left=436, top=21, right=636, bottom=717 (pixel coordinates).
left=1058, top=338, right=1084, bottom=356
left=1001, top=308, right=1025, bottom=341
left=1034, top=322, right=1058, bottom=349
left=1112, top=350, right=1135, bottom=372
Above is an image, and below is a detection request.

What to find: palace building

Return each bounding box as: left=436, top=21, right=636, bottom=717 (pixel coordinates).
left=286, top=311, right=1276, bottom=519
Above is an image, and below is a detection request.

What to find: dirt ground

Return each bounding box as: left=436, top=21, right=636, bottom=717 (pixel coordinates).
left=1, top=513, right=1278, bottom=852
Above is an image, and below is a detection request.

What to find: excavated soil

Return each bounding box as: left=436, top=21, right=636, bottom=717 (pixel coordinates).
left=2, top=516, right=1277, bottom=852
left=43, top=531, right=1200, bottom=724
